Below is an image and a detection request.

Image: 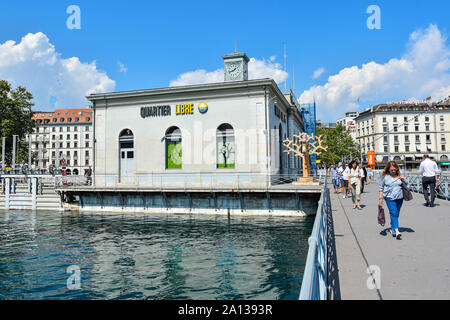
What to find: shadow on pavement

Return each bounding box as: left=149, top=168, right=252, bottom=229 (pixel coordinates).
left=380, top=227, right=415, bottom=236
left=327, top=187, right=341, bottom=300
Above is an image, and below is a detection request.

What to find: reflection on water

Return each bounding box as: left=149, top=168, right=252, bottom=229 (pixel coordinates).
left=0, top=210, right=314, bottom=300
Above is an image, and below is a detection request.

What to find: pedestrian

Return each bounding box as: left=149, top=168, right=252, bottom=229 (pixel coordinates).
left=367, top=167, right=373, bottom=183
left=329, top=164, right=340, bottom=193
left=349, top=160, right=362, bottom=210
left=359, top=163, right=366, bottom=193
left=379, top=161, right=408, bottom=240
left=419, top=154, right=440, bottom=207
left=338, top=163, right=349, bottom=198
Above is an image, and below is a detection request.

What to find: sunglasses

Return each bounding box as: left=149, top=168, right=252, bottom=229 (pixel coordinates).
left=389, top=169, right=399, bottom=172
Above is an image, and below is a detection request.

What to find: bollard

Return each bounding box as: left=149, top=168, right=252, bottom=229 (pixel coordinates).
left=31, top=177, right=37, bottom=210
left=5, top=178, right=10, bottom=209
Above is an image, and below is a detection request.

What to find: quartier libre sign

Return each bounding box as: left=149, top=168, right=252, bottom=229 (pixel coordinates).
left=140, top=103, right=199, bottom=118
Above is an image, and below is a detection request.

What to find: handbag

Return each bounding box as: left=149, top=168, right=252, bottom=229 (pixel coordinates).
left=402, top=182, right=413, bottom=201
left=378, top=205, right=385, bottom=227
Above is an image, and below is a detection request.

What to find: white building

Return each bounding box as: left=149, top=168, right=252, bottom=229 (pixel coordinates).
left=336, top=111, right=359, bottom=141
left=30, top=108, right=93, bottom=175
left=87, top=52, right=305, bottom=187
left=354, top=100, right=450, bottom=169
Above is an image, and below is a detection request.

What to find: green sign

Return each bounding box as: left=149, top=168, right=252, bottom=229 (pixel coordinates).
left=440, top=161, right=450, bottom=166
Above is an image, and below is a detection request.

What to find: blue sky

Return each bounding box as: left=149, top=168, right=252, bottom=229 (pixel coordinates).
left=1, top=0, right=449, bottom=121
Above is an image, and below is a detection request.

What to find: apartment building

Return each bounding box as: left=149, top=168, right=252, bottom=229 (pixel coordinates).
left=336, top=111, right=359, bottom=141
left=29, top=108, right=93, bottom=175
left=354, top=99, right=450, bottom=169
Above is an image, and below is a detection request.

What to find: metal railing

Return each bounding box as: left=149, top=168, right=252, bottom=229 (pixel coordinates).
left=299, top=168, right=330, bottom=300
left=373, top=170, right=450, bottom=201
left=56, top=171, right=326, bottom=190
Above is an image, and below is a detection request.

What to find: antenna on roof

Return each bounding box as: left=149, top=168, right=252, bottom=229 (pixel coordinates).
left=284, top=42, right=287, bottom=92
left=235, top=41, right=237, bottom=53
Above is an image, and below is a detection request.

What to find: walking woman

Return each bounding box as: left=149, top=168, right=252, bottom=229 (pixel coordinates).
left=379, top=161, right=408, bottom=240
left=348, top=160, right=362, bottom=210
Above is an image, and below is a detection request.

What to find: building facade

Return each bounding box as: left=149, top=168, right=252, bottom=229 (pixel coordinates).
left=29, top=108, right=93, bottom=175
left=354, top=100, right=450, bottom=169
left=336, top=111, right=359, bottom=141
left=87, top=53, right=305, bottom=187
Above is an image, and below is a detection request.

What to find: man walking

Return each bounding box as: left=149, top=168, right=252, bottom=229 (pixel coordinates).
left=329, top=164, right=340, bottom=193
left=419, top=154, right=440, bottom=207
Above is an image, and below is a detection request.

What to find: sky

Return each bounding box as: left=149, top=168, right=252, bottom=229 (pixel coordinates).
left=0, top=0, right=449, bottom=121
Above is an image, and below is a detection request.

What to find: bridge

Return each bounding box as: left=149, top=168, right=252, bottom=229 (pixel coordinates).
left=300, top=171, right=450, bottom=300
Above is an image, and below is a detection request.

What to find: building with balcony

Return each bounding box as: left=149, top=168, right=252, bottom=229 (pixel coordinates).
left=29, top=108, right=93, bottom=175
left=336, top=111, right=359, bottom=141
left=354, top=99, right=450, bottom=169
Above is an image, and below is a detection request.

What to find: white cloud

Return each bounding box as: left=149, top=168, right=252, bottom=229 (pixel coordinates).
left=299, top=24, right=450, bottom=120
left=169, top=56, right=288, bottom=87
left=313, top=67, right=325, bottom=79
left=0, top=32, right=115, bottom=109
left=118, top=61, right=127, bottom=73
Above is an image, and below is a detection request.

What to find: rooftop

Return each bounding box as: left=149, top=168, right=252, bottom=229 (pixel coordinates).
left=32, top=108, right=93, bottom=124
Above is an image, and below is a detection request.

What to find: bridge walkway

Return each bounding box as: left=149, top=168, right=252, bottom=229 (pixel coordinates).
left=331, top=180, right=450, bottom=300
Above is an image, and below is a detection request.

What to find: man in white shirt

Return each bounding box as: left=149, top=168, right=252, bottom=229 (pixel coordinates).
left=341, top=164, right=350, bottom=198
left=419, top=154, right=440, bottom=207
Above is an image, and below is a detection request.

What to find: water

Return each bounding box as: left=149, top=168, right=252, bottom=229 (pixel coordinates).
left=0, top=210, right=314, bottom=300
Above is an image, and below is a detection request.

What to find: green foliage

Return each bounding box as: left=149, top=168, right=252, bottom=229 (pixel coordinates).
left=317, top=124, right=361, bottom=166
left=0, top=80, right=36, bottom=166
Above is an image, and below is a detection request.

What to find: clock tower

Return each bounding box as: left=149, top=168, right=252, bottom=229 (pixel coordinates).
left=222, top=52, right=249, bottom=82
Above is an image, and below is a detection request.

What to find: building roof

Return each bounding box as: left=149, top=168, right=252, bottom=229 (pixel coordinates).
left=32, top=108, right=93, bottom=124
left=355, top=97, right=450, bottom=120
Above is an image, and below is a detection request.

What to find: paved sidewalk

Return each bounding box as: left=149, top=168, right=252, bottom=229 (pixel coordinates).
left=331, top=181, right=450, bottom=300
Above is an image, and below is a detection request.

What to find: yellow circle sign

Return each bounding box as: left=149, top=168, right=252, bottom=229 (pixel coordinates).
left=198, top=102, right=208, bottom=114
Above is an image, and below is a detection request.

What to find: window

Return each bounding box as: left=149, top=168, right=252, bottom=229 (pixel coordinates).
left=52, top=135, right=55, bottom=140
left=383, top=126, right=388, bottom=132
left=67, top=134, right=70, bottom=140
left=405, top=135, right=409, bottom=142
left=394, top=136, right=399, bottom=142
left=74, top=126, right=78, bottom=131
left=74, top=151, right=78, bottom=157
left=74, top=134, right=78, bottom=139
left=85, top=134, right=89, bottom=139
left=52, top=143, right=56, bottom=148
left=395, top=146, right=399, bottom=152
left=440, top=124, right=445, bottom=131
left=59, top=135, right=63, bottom=140
left=405, top=146, right=410, bottom=152
left=443, top=145, right=446, bottom=151
left=404, top=117, right=408, bottom=122
left=52, top=127, right=56, bottom=132
left=59, top=143, right=63, bottom=148
left=165, top=127, right=182, bottom=169
left=85, top=159, right=89, bottom=165
left=384, top=146, right=388, bottom=152
left=425, top=116, right=429, bottom=122
left=383, top=117, right=387, bottom=123
left=85, top=142, right=89, bottom=148
left=60, top=118, right=65, bottom=122
left=415, top=125, right=419, bottom=131
left=383, top=136, right=388, bottom=143
left=67, top=151, right=70, bottom=157
left=74, top=142, right=78, bottom=148
left=404, top=125, right=408, bottom=131
left=66, top=142, right=70, bottom=148
left=59, top=127, right=63, bottom=132
left=216, top=123, right=235, bottom=169
left=394, top=126, right=398, bottom=132
left=393, top=117, right=397, bottom=123
left=85, top=150, right=89, bottom=157
left=441, top=134, right=446, bottom=142
left=440, top=115, right=444, bottom=121
left=74, top=160, right=78, bottom=166
left=426, top=125, right=430, bottom=131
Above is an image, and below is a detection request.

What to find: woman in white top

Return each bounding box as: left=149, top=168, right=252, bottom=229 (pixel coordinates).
left=348, top=160, right=362, bottom=210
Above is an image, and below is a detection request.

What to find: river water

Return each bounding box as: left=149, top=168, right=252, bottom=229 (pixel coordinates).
left=0, top=210, right=314, bottom=300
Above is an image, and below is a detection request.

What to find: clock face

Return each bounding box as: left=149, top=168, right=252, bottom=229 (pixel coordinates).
left=226, top=62, right=242, bottom=79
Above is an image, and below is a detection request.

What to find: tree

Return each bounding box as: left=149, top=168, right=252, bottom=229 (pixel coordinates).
left=316, top=124, right=361, bottom=166
left=0, top=80, right=36, bottom=166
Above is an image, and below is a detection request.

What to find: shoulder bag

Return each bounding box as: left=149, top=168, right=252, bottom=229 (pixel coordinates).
left=402, top=182, right=413, bottom=201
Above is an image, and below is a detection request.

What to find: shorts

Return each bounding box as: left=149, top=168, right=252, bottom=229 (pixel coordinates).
left=333, top=178, right=340, bottom=187
left=368, top=172, right=372, bottom=177
left=341, top=180, right=348, bottom=188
